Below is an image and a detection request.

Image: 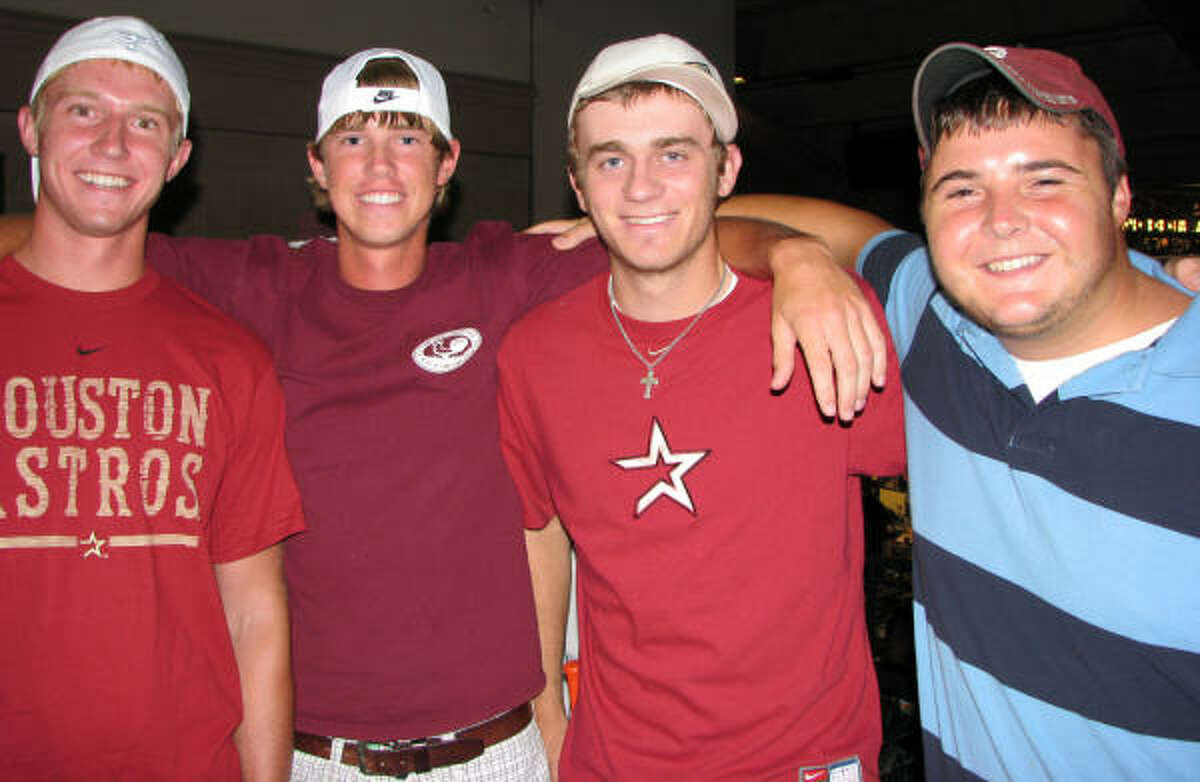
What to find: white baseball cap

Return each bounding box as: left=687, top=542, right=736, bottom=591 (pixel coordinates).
left=568, top=33, right=737, bottom=143
left=32, top=16, right=190, bottom=130
left=315, top=48, right=453, bottom=143
left=29, top=16, right=190, bottom=200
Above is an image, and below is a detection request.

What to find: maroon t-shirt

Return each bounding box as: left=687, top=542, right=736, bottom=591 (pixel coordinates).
left=148, top=223, right=607, bottom=738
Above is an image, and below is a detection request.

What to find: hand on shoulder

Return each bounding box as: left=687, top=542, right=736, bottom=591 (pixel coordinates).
left=523, top=217, right=596, bottom=250
left=1164, top=256, right=1200, bottom=292
left=0, top=214, right=34, bottom=258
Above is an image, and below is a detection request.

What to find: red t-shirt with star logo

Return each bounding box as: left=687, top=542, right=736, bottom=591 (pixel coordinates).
left=499, top=271, right=904, bottom=781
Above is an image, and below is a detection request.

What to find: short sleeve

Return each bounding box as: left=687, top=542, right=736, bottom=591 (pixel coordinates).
left=846, top=276, right=907, bottom=478
left=207, top=355, right=305, bottom=563
left=857, top=229, right=937, bottom=359
left=496, top=332, right=558, bottom=530
left=456, top=223, right=608, bottom=322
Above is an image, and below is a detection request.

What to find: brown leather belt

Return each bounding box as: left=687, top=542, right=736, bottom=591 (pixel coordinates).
left=293, top=703, right=532, bottom=778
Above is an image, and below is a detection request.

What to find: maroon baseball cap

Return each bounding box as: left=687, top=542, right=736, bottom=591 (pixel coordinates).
left=912, top=43, right=1125, bottom=162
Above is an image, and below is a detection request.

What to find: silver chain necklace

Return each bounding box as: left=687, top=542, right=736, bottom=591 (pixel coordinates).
left=609, top=264, right=730, bottom=399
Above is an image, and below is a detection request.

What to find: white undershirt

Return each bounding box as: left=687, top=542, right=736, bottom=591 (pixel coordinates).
left=607, top=263, right=738, bottom=314
left=1013, top=319, right=1177, bottom=402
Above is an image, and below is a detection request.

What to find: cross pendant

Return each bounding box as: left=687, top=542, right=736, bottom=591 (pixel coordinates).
left=640, top=368, right=659, bottom=399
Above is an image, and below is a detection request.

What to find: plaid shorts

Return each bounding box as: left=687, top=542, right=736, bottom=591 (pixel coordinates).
left=289, top=717, right=551, bottom=782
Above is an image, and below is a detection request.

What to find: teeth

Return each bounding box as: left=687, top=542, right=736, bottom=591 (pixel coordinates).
left=78, top=172, right=130, bottom=189
left=361, top=192, right=401, bottom=204
left=987, top=255, right=1040, bottom=272
left=626, top=215, right=670, bottom=225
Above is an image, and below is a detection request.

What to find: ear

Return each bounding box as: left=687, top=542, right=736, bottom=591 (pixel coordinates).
left=568, top=168, right=589, bottom=214
left=17, top=106, right=38, bottom=157
left=716, top=143, right=742, bottom=198
left=436, top=138, right=462, bottom=186
left=1110, top=174, right=1131, bottom=224
left=307, top=143, right=329, bottom=190
left=164, top=138, right=192, bottom=182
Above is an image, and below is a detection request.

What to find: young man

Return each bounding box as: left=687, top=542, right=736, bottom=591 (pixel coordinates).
left=497, top=34, right=906, bottom=781
left=154, top=47, right=605, bottom=781
left=0, top=44, right=879, bottom=781
left=724, top=43, right=1200, bottom=780
left=0, top=17, right=304, bottom=781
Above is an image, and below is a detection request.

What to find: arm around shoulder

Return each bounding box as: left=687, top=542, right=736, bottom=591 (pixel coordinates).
left=718, top=194, right=893, bottom=270
left=715, top=196, right=896, bottom=417
left=1163, top=256, right=1200, bottom=292
left=0, top=214, right=33, bottom=257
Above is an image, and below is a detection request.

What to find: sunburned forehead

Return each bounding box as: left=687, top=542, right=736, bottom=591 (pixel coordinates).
left=567, top=86, right=732, bottom=182
left=574, top=84, right=714, bottom=135
left=36, top=58, right=179, bottom=124
left=574, top=88, right=714, bottom=148
left=40, top=59, right=167, bottom=97
left=932, top=109, right=1081, bottom=149
left=924, top=114, right=1103, bottom=193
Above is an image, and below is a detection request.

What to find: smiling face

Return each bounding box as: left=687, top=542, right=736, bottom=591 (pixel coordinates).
left=308, top=118, right=459, bottom=254
left=569, top=88, right=740, bottom=282
left=19, top=58, right=190, bottom=240
left=921, top=116, right=1131, bottom=358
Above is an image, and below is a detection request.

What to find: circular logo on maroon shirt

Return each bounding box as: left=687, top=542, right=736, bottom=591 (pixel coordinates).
left=411, top=328, right=483, bottom=374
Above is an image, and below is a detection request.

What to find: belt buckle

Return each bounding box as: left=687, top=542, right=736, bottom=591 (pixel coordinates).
left=356, top=737, right=439, bottom=778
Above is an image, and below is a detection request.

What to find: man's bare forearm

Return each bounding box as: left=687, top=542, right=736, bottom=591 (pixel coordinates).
left=715, top=214, right=810, bottom=279
left=525, top=517, right=572, bottom=780
left=215, top=544, right=293, bottom=782
left=719, top=194, right=893, bottom=270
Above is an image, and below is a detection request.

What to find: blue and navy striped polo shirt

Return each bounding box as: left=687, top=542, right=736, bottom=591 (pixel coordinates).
left=859, top=231, right=1200, bottom=781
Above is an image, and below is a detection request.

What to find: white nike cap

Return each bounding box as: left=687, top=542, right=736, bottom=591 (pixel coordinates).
left=569, top=33, right=737, bottom=143
left=316, top=47, right=453, bottom=143
left=28, top=16, right=190, bottom=200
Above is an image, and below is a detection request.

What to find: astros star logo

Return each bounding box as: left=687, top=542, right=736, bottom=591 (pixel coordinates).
left=612, top=417, right=709, bottom=517
left=80, top=531, right=108, bottom=559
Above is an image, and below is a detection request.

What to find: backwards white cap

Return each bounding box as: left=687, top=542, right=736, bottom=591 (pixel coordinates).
left=315, top=48, right=453, bottom=143
left=28, top=16, right=190, bottom=200
left=569, top=33, right=737, bottom=143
